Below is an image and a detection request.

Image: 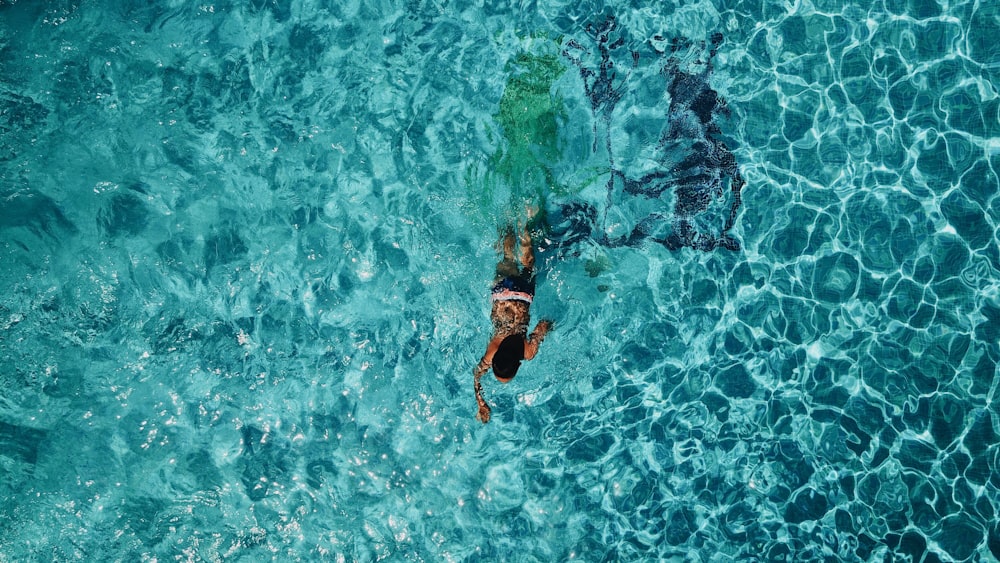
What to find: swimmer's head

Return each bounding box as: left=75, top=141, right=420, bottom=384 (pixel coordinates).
left=492, top=334, right=524, bottom=382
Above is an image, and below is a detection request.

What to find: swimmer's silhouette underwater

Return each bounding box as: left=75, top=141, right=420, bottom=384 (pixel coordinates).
left=552, top=16, right=745, bottom=254
left=471, top=17, right=745, bottom=422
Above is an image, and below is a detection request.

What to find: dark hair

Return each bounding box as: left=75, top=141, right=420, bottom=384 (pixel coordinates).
left=492, top=334, right=525, bottom=381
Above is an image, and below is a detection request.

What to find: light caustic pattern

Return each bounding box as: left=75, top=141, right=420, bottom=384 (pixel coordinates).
left=0, top=0, right=998, bottom=561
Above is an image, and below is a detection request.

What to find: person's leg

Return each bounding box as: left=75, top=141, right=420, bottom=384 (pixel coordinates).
left=503, top=227, right=516, bottom=261
left=519, top=223, right=534, bottom=271
left=495, top=226, right=519, bottom=279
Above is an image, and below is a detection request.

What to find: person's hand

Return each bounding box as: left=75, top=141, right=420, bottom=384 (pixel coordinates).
left=476, top=402, right=492, bottom=423
left=538, top=319, right=553, bottom=334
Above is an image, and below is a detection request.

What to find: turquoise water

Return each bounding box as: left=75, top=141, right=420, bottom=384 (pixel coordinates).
left=1, top=0, right=999, bottom=560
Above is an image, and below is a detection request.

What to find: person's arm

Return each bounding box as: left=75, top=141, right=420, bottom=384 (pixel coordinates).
left=473, top=336, right=502, bottom=378
left=473, top=336, right=502, bottom=423
left=524, top=320, right=553, bottom=360
left=474, top=370, right=491, bottom=423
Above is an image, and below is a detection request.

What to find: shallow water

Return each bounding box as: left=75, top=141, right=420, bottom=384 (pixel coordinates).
left=1, top=0, right=999, bottom=561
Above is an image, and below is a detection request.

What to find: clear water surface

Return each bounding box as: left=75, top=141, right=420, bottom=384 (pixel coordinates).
left=1, top=0, right=999, bottom=561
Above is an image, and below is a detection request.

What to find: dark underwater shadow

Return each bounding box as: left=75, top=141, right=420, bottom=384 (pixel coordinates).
left=546, top=15, right=746, bottom=254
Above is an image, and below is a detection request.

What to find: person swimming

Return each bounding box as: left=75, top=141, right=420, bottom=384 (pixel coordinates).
left=473, top=216, right=552, bottom=423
